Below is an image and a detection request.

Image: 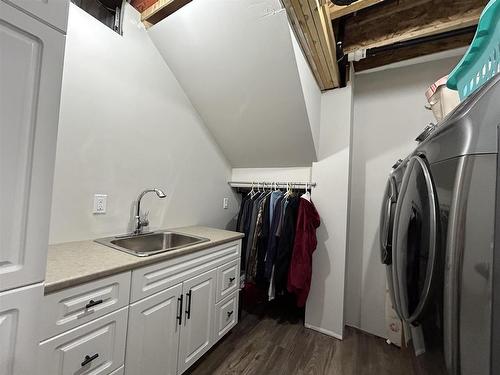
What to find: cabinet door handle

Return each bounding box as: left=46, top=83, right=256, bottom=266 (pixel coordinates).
left=177, top=294, right=183, bottom=325
left=85, top=299, right=103, bottom=309
left=185, top=290, right=192, bottom=320
left=229, top=277, right=236, bottom=284
left=81, top=353, right=99, bottom=367
left=227, top=310, right=234, bottom=319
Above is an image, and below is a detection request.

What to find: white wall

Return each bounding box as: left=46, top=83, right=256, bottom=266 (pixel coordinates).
left=305, top=86, right=353, bottom=339
left=148, top=0, right=317, bottom=168
left=345, top=56, right=461, bottom=337
left=290, top=26, right=322, bottom=156
left=49, top=4, right=238, bottom=244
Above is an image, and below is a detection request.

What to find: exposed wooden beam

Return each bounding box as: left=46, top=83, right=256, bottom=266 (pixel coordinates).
left=284, top=0, right=326, bottom=90
left=139, top=0, right=192, bottom=25
left=320, top=3, right=341, bottom=87
left=344, top=8, right=482, bottom=54
left=329, top=0, right=384, bottom=20
left=283, top=0, right=341, bottom=90
left=130, top=0, right=157, bottom=13
left=353, top=30, right=475, bottom=72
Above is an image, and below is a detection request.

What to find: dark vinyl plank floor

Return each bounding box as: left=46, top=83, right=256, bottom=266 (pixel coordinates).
left=185, top=308, right=417, bottom=375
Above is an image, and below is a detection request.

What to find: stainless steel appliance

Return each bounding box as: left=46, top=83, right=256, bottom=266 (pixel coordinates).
left=389, top=73, right=500, bottom=375
left=380, top=158, right=407, bottom=320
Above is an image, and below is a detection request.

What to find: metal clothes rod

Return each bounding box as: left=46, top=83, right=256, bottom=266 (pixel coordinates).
left=228, top=181, right=317, bottom=188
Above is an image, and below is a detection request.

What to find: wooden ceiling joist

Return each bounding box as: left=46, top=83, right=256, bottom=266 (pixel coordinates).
left=130, top=0, right=192, bottom=26
left=328, top=0, right=385, bottom=20
left=342, top=0, right=488, bottom=54
left=283, top=0, right=341, bottom=90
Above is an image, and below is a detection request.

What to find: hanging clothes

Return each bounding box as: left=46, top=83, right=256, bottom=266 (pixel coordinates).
left=274, top=196, right=301, bottom=296
left=264, top=195, right=284, bottom=280
left=234, top=185, right=320, bottom=308
left=243, top=192, right=263, bottom=270
left=246, top=194, right=267, bottom=281
left=287, top=197, right=320, bottom=307
left=255, top=196, right=272, bottom=285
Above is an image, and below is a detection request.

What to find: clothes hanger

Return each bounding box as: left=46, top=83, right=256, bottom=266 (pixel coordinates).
left=301, top=182, right=311, bottom=202
left=248, top=182, right=255, bottom=197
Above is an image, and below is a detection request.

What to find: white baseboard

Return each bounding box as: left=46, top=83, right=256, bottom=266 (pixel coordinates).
left=304, top=323, right=343, bottom=340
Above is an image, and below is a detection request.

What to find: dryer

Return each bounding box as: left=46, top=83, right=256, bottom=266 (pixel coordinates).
left=391, top=73, right=500, bottom=375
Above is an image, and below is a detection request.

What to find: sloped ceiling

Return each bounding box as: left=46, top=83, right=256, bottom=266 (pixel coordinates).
left=148, top=0, right=318, bottom=167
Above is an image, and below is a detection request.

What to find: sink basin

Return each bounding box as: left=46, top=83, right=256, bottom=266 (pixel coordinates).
left=95, top=231, right=210, bottom=257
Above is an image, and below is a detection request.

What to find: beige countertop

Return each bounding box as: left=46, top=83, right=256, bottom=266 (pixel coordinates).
left=45, top=226, right=244, bottom=294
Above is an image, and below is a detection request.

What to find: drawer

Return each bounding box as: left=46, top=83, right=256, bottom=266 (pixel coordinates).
left=41, top=272, right=131, bottom=340
left=39, top=307, right=128, bottom=375
left=216, top=259, right=239, bottom=302
left=213, top=291, right=238, bottom=344
left=109, top=366, right=124, bottom=375
left=131, top=240, right=240, bottom=302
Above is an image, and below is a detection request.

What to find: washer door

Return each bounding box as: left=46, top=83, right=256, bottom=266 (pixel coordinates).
left=393, top=155, right=439, bottom=324
left=380, top=175, right=398, bottom=265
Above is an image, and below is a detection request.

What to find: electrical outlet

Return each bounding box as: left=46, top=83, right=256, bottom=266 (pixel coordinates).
left=223, top=197, right=229, bottom=209
left=93, top=194, right=107, bottom=214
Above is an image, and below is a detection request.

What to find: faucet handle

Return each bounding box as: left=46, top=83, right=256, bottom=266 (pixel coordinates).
left=138, top=211, right=150, bottom=229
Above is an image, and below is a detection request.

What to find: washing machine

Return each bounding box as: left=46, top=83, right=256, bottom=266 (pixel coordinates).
left=380, top=158, right=407, bottom=319
left=391, top=73, right=500, bottom=375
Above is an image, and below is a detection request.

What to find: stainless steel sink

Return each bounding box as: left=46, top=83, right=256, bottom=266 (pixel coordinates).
left=95, top=231, right=210, bottom=257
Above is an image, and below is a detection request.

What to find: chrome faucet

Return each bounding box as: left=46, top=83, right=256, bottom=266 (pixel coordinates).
left=134, top=188, right=167, bottom=235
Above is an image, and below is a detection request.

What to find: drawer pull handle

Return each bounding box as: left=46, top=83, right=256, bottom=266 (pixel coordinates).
left=177, top=294, right=183, bottom=325
left=81, top=353, right=99, bottom=367
left=85, top=299, right=103, bottom=309
left=185, top=290, right=192, bottom=320
left=227, top=310, right=234, bottom=319
left=229, top=277, right=236, bottom=284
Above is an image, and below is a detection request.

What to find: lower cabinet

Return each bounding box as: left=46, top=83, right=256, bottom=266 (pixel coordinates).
left=39, top=307, right=128, bottom=375
left=109, top=366, right=124, bottom=375
left=0, top=283, right=43, bottom=375
left=40, top=240, right=242, bottom=375
left=126, top=269, right=218, bottom=375
left=125, top=283, right=183, bottom=375
left=214, top=292, right=239, bottom=344
left=177, top=268, right=217, bottom=374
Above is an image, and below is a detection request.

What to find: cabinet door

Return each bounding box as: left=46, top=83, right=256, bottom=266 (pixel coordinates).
left=125, top=283, right=183, bottom=375
left=4, top=0, right=69, bottom=32
left=178, top=269, right=217, bottom=374
left=0, top=1, right=65, bottom=292
left=0, top=283, right=43, bottom=375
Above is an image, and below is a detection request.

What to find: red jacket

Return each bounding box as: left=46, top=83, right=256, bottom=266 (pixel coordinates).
left=287, top=197, right=320, bottom=307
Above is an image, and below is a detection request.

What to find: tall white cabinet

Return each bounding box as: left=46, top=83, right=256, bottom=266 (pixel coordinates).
left=0, top=0, right=68, bottom=373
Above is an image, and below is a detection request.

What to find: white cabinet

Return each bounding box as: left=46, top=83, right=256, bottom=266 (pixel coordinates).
left=110, top=366, right=125, bottom=375
left=126, top=242, right=240, bottom=375
left=39, top=307, right=128, bottom=375
left=0, top=283, right=43, bottom=375
left=3, top=0, right=69, bottom=32
left=130, top=241, right=240, bottom=302
left=125, top=283, right=183, bottom=375
left=216, top=259, right=239, bottom=302
left=41, top=272, right=131, bottom=340
left=39, top=240, right=242, bottom=375
left=213, top=292, right=239, bottom=344
left=178, top=269, right=217, bottom=374
left=0, top=1, right=66, bottom=292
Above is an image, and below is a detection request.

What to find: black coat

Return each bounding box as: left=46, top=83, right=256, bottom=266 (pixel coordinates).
left=274, top=196, right=300, bottom=295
